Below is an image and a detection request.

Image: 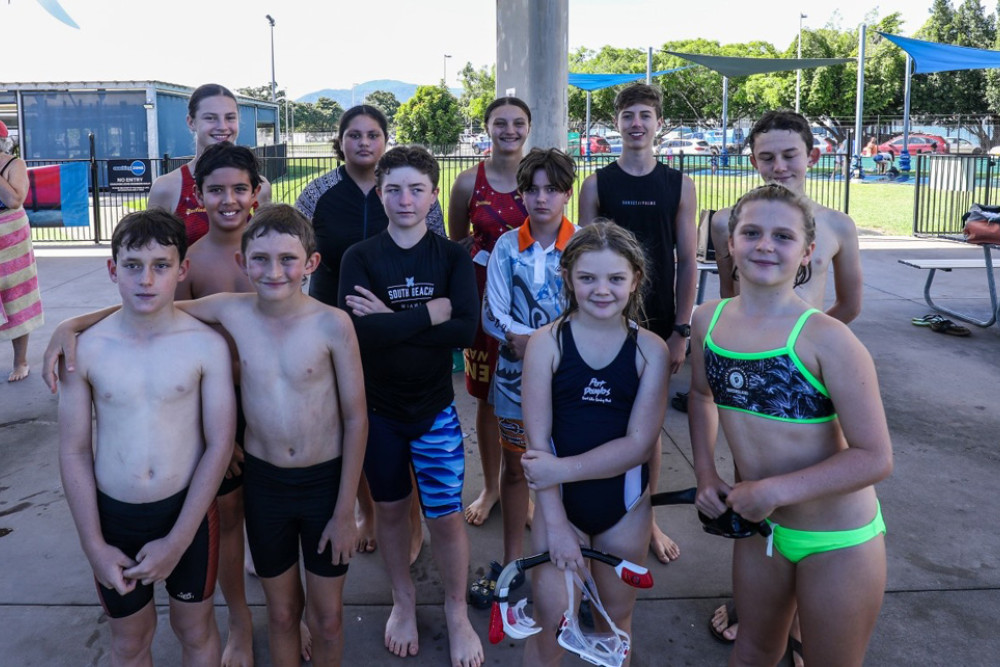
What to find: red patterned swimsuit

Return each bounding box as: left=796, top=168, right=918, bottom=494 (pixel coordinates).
left=175, top=163, right=209, bottom=246
left=463, top=161, right=528, bottom=399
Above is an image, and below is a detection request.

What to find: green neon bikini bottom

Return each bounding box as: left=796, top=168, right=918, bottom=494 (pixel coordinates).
left=764, top=502, right=885, bottom=564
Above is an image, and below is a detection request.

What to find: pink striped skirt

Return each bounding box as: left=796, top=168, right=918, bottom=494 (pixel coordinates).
left=0, top=207, right=44, bottom=341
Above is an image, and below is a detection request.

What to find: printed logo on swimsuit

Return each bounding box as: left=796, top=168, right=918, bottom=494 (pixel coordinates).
left=582, top=378, right=612, bottom=404
left=386, top=276, right=435, bottom=309
left=726, top=368, right=749, bottom=397
left=176, top=592, right=194, bottom=601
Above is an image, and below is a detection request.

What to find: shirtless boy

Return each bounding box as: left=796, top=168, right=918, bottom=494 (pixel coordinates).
left=710, top=110, right=862, bottom=322
left=171, top=139, right=261, bottom=666
left=58, top=210, right=235, bottom=666
left=578, top=83, right=698, bottom=565
left=706, top=110, right=863, bottom=656
left=49, top=205, right=367, bottom=667
left=338, top=145, right=482, bottom=667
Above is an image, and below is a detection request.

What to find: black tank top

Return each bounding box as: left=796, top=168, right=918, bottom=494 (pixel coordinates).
left=596, top=161, right=682, bottom=340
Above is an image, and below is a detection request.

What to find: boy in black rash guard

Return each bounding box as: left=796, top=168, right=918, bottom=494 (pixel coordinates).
left=338, top=145, right=483, bottom=667
left=578, top=83, right=698, bottom=566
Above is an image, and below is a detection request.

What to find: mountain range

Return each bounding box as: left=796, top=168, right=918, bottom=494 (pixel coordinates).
left=296, top=79, right=463, bottom=107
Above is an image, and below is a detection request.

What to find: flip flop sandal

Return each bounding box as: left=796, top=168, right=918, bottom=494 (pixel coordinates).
left=930, top=318, right=971, bottom=336
left=468, top=560, right=504, bottom=610
left=709, top=600, right=738, bottom=644
left=912, top=313, right=946, bottom=327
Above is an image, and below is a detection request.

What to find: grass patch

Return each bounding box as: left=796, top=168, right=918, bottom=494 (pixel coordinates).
left=845, top=182, right=915, bottom=236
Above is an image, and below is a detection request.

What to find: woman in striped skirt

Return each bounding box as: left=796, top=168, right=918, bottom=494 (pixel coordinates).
left=0, top=120, right=43, bottom=382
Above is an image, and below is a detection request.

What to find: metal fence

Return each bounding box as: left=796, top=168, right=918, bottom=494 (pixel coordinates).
left=27, top=144, right=851, bottom=244
left=912, top=153, right=999, bottom=236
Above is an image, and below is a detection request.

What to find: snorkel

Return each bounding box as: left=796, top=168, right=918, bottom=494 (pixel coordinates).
left=488, top=547, right=652, bottom=645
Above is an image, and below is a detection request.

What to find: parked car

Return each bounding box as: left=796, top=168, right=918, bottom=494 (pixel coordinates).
left=662, top=126, right=695, bottom=141
left=605, top=134, right=623, bottom=155
left=877, top=133, right=949, bottom=156
left=657, top=138, right=715, bottom=156
left=945, top=137, right=983, bottom=155
left=698, top=129, right=743, bottom=153
left=472, top=134, right=493, bottom=153
left=582, top=135, right=611, bottom=154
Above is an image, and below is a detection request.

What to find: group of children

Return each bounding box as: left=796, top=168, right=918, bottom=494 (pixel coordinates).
left=43, top=81, right=891, bottom=667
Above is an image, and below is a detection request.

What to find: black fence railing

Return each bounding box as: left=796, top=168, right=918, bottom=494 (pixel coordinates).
left=912, top=153, right=998, bottom=236
left=27, top=144, right=851, bottom=244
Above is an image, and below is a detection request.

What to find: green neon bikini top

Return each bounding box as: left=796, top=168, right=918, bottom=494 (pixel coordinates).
left=703, top=299, right=836, bottom=423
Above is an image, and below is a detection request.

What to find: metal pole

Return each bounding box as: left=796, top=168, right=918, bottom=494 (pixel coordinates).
left=721, top=76, right=729, bottom=167
left=796, top=13, right=807, bottom=113
left=443, top=54, right=452, bottom=85
left=899, top=53, right=913, bottom=176
left=285, top=101, right=290, bottom=148
left=647, top=47, right=652, bottom=84
left=585, top=91, right=591, bottom=158
left=852, top=24, right=866, bottom=180
left=266, top=15, right=276, bottom=102
left=89, top=133, right=101, bottom=243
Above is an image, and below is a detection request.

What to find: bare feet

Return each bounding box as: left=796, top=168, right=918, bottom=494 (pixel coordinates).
left=445, top=603, right=484, bottom=667
left=463, top=488, right=498, bottom=527
left=8, top=363, right=29, bottom=382
left=221, top=615, right=254, bottom=667
left=385, top=602, right=419, bottom=658
left=650, top=522, right=680, bottom=563
left=299, top=619, right=313, bottom=663
left=710, top=603, right=738, bottom=642
left=356, top=512, right=378, bottom=553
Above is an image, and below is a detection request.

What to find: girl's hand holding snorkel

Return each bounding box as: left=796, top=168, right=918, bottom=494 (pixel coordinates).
left=725, top=479, right=779, bottom=524
left=694, top=472, right=732, bottom=519
left=546, top=518, right=586, bottom=572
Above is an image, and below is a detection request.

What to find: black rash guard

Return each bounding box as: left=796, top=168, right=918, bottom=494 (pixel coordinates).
left=338, top=230, right=477, bottom=422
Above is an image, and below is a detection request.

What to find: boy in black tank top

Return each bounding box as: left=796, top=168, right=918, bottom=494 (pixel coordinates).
left=578, top=83, right=698, bottom=565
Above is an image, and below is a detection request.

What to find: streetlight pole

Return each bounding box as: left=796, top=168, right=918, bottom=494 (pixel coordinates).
left=266, top=15, right=277, bottom=102
left=352, top=83, right=358, bottom=107
left=443, top=54, right=452, bottom=85
left=796, top=13, right=807, bottom=113
left=278, top=96, right=290, bottom=148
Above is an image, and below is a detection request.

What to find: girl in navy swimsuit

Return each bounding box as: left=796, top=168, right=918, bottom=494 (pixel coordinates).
left=689, top=184, right=893, bottom=666
left=520, top=222, right=670, bottom=666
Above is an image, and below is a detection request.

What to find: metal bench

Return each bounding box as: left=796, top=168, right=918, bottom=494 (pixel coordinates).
left=898, top=243, right=999, bottom=328
left=696, top=262, right=718, bottom=305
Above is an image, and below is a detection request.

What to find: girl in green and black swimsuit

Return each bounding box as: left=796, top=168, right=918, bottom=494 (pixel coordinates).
left=689, top=184, right=893, bottom=667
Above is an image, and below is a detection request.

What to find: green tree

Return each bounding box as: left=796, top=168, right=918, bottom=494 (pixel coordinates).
left=235, top=84, right=279, bottom=101
left=395, top=84, right=463, bottom=152
left=567, top=46, right=648, bottom=130
left=458, top=62, right=496, bottom=130
left=315, top=97, right=345, bottom=128
left=740, top=14, right=907, bottom=142
left=655, top=39, right=780, bottom=128
left=913, top=0, right=996, bottom=145
left=365, top=90, right=401, bottom=125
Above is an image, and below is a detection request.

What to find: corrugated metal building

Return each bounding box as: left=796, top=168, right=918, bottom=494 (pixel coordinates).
left=0, top=81, right=279, bottom=160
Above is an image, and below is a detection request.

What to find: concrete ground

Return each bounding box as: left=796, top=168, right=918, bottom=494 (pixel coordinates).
left=1, top=237, right=998, bottom=666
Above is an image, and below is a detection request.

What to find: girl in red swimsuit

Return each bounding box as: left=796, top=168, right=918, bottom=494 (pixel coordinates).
left=448, top=97, right=531, bottom=530
left=147, top=84, right=272, bottom=245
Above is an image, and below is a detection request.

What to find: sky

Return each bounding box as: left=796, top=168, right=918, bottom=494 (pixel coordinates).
left=2, top=0, right=937, bottom=99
